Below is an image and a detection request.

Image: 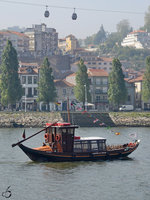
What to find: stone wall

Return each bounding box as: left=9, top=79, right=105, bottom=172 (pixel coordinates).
left=0, top=112, right=150, bottom=128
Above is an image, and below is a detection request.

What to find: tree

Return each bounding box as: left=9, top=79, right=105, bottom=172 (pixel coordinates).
left=116, top=19, right=132, bottom=38
left=93, top=25, right=106, bottom=45
left=144, top=6, right=150, bottom=32
left=74, top=59, right=91, bottom=108
left=142, top=56, right=150, bottom=102
left=108, top=58, right=127, bottom=109
left=0, top=40, right=22, bottom=109
left=38, top=57, right=56, bottom=111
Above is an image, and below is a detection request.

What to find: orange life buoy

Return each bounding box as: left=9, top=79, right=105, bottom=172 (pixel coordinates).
left=55, top=134, right=61, bottom=142
left=44, top=133, right=48, bottom=139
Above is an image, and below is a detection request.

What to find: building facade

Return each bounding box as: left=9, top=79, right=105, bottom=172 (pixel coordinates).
left=121, top=30, right=150, bottom=49
left=18, top=64, right=39, bottom=111
left=24, top=23, right=58, bottom=57
left=0, top=30, right=29, bottom=58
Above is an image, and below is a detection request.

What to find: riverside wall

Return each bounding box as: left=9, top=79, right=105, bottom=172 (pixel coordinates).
left=0, top=111, right=150, bottom=128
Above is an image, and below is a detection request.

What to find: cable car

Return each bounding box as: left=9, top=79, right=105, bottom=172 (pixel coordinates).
left=72, top=8, right=77, bottom=20
left=44, top=6, right=50, bottom=18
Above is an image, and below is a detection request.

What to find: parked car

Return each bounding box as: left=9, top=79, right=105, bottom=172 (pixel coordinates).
left=119, top=105, right=134, bottom=111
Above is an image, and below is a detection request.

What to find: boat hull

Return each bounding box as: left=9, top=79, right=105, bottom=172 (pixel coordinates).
left=18, top=142, right=139, bottom=162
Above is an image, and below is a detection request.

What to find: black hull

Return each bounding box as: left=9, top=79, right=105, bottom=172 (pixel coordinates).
left=18, top=143, right=139, bottom=162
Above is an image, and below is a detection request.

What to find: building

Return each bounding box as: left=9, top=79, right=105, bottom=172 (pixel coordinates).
left=24, top=23, right=58, bottom=57
left=88, top=69, right=109, bottom=111
left=54, top=79, right=75, bottom=111
left=65, top=69, right=109, bottom=111
left=65, top=34, right=79, bottom=52
left=71, top=57, right=113, bottom=73
left=121, top=30, right=150, bottom=49
left=18, top=64, right=39, bottom=111
left=0, top=30, right=29, bottom=58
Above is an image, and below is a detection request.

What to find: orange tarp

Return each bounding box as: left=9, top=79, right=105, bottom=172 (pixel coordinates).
left=34, top=145, right=52, bottom=152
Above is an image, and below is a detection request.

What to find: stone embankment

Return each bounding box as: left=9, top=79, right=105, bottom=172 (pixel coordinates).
left=0, top=111, right=150, bottom=128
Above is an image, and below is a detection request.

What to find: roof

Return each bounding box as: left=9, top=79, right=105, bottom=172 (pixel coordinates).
left=88, top=69, right=108, bottom=77
left=96, top=57, right=113, bottom=62
left=79, top=137, right=106, bottom=141
left=130, top=30, right=146, bottom=34
left=0, top=30, right=28, bottom=38
left=18, top=67, right=38, bottom=74
left=54, top=79, right=75, bottom=87
left=127, top=75, right=143, bottom=83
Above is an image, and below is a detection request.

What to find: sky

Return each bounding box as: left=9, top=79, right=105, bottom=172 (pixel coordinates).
left=0, top=0, right=150, bottom=39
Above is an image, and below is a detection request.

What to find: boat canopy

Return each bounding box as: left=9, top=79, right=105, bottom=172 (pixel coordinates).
left=79, top=137, right=106, bottom=141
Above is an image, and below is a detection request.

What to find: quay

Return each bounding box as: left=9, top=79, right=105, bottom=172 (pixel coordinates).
left=0, top=111, right=150, bottom=128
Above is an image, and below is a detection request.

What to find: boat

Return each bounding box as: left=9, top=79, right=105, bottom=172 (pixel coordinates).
left=12, top=122, right=140, bottom=162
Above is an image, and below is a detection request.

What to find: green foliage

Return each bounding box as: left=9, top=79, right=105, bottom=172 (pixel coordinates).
left=116, top=19, right=132, bottom=38
left=0, top=40, right=22, bottom=107
left=74, top=59, right=91, bottom=106
left=108, top=58, right=127, bottom=107
left=37, top=57, right=56, bottom=110
left=142, top=56, right=150, bottom=101
left=84, top=25, right=106, bottom=46
left=144, top=6, right=150, bottom=32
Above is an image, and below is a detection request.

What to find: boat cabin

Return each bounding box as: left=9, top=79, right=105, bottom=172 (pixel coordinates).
left=74, top=137, right=106, bottom=153
left=45, top=123, right=78, bottom=153
left=45, top=123, right=106, bottom=154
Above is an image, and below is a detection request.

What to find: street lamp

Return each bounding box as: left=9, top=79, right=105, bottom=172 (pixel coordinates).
left=84, top=84, right=88, bottom=111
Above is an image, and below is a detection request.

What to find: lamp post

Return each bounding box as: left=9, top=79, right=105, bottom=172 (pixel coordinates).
left=84, top=84, right=88, bottom=111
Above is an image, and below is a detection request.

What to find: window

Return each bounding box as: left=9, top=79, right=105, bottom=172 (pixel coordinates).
left=91, top=141, right=98, bottom=151
left=33, top=76, right=37, bottom=84
left=63, top=89, right=66, bottom=95
left=96, top=96, right=100, bottom=102
left=28, top=76, right=32, bottom=84
left=23, top=88, right=25, bottom=95
left=28, top=88, right=32, bottom=97
left=128, top=95, right=131, bottom=101
left=34, top=88, right=37, bottom=96
left=22, top=76, right=26, bottom=84
left=103, top=78, right=108, bottom=84
left=95, top=89, right=102, bottom=94
left=96, top=78, right=101, bottom=85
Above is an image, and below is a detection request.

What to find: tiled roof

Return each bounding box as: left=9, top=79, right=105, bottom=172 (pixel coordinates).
left=54, top=79, right=74, bottom=87
left=0, top=31, right=28, bottom=38
left=127, top=75, right=143, bottom=83
left=130, top=30, right=146, bottom=34
left=88, top=69, right=108, bottom=77
left=18, top=67, right=38, bottom=74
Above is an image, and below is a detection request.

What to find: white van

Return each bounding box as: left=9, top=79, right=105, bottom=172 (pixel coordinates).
left=119, top=105, right=134, bottom=111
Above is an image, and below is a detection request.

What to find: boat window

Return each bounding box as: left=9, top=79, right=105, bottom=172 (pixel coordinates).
left=98, top=140, right=106, bottom=151
left=74, top=141, right=82, bottom=152
left=91, top=141, right=98, bottom=151
left=81, top=141, right=90, bottom=152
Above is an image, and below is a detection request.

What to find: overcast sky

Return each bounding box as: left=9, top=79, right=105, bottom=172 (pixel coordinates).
left=0, top=0, right=150, bottom=39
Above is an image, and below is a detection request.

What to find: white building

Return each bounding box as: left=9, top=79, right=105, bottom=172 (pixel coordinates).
left=121, top=30, right=150, bottom=49
left=18, top=65, right=39, bottom=111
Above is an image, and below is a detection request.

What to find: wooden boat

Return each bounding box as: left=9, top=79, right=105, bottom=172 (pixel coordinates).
left=13, top=122, right=140, bottom=162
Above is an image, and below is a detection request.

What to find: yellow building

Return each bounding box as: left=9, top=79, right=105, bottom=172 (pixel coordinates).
left=65, top=34, right=79, bottom=52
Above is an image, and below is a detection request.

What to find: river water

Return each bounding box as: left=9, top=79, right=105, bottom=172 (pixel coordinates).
left=0, top=127, right=150, bottom=200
